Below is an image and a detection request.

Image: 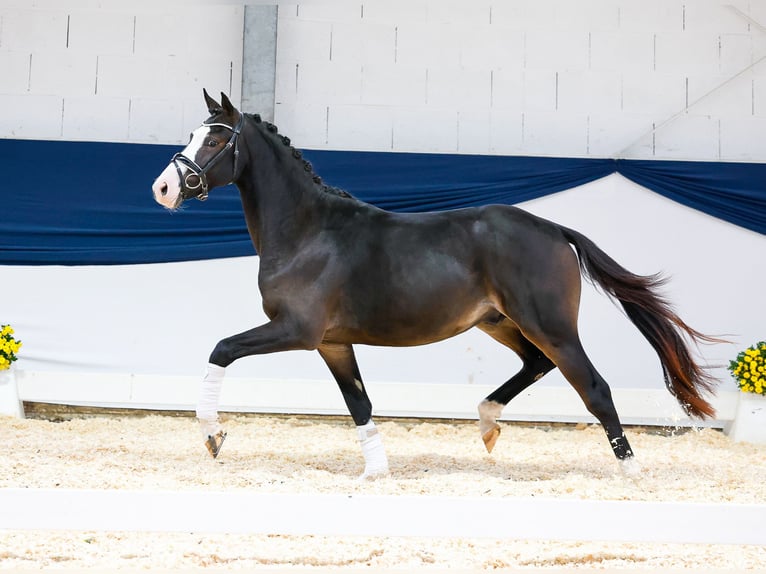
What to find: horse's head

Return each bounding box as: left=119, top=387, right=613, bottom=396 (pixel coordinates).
left=152, top=90, right=244, bottom=210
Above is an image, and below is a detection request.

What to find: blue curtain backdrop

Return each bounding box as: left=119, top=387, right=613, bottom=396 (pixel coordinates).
left=1, top=138, right=764, bottom=265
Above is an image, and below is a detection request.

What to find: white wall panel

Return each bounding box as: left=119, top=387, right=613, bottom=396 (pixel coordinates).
left=360, top=2, right=428, bottom=24
left=617, top=1, right=683, bottom=34
left=621, top=72, right=686, bottom=117
left=755, top=75, right=766, bottom=116
left=293, top=4, right=362, bottom=23
left=3, top=2, right=764, bottom=158
left=66, top=11, right=134, bottom=55
left=276, top=18, right=331, bottom=63
left=688, top=73, right=754, bottom=118
left=131, top=12, right=180, bottom=58
left=0, top=94, right=62, bottom=139
left=488, top=109, right=523, bottom=154
left=456, top=108, right=489, bottom=153
left=489, top=68, right=524, bottom=110
left=62, top=96, right=129, bottom=141
left=755, top=36, right=766, bottom=76
left=273, top=101, right=328, bottom=148
left=521, top=70, right=557, bottom=111
left=361, top=63, right=426, bottom=106
left=653, top=114, right=720, bottom=159
left=492, top=2, right=554, bottom=30
left=684, top=2, right=751, bottom=35
left=329, top=22, right=394, bottom=65
left=548, top=0, right=618, bottom=32
left=427, top=67, right=491, bottom=108
left=0, top=51, right=30, bottom=93
left=392, top=106, right=456, bottom=152
left=524, top=29, right=590, bottom=72
left=29, top=52, right=95, bottom=96
left=327, top=104, right=392, bottom=150
left=720, top=116, right=766, bottom=158
left=557, top=70, right=622, bottom=113
left=589, top=32, right=654, bottom=72
left=459, top=27, right=524, bottom=70
left=274, top=61, right=298, bottom=107
left=0, top=5, right=243, bottom=144
left=297, top=60, right=362, bottom=105
left=395, top=23, right=461, bottom=67
left=522, top=111, right=588, bottom=156
left=719, top=33, right=755, bottom=75
left=427, top=1, right=491, bottom=26
left=588, top=112, right=654, bottom=157
left=654, top=33, right=722, bottom=75
left=0, top=9, right=68, bottom=52
left=128, top=98, right=185, bottom=144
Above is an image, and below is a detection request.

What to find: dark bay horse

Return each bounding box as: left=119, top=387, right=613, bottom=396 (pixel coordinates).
left=152, top=91, right=720, bottom=478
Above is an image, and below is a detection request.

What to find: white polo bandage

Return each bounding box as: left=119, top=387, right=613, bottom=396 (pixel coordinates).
left=357, top=420, right=389, bottom=479
left=196, top=363, right=225, bottom=423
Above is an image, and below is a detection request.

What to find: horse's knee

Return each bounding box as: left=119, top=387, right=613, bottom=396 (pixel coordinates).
left=209, top=338, right=235, bottom=367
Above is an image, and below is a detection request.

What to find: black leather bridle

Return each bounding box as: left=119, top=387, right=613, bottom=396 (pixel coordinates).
left=172, top=113, right=245, bottom=201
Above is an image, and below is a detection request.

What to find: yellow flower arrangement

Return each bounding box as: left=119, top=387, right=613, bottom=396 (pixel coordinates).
left=0, top=324, right=22, bottom=371
left=729, top=341, right=766, bottom=396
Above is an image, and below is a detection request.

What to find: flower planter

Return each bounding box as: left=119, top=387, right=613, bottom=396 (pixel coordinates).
left=0, top=367, right=24, bottom=418
left=728, top=392, right=766, bottom=444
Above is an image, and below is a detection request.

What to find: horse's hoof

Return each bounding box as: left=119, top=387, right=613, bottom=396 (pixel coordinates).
left=482, top=424, right=501, bottom=453
left=619, top=456, right=641, bottom=477
left=358, top=466, right=389, bottom=481
left=204, top=430, right=227, bottom=458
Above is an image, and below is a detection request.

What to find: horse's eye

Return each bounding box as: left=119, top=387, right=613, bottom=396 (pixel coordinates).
left=207, top=140, right=218, bottom=147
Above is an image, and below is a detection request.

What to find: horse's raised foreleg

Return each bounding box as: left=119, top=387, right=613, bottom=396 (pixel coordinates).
left=197, top=363, right=227, bottom=457
left=196, top=318, right=324, bottom=459
left=318, top=343, right=389, bottom=479
left=477, top=320, right=555, bottom=452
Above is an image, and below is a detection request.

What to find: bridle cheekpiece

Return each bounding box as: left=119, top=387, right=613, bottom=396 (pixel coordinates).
left=172, top=112, right=245, bottom=201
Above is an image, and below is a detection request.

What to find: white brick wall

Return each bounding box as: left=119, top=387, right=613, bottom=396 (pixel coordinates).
left=0, top=5, right=244, bottom=144
left=2, top=1, right=765, bottom=160
left=272, top=0, right=766, bottom=161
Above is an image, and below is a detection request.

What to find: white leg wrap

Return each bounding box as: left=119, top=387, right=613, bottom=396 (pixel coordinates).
left=357, top=420, right=389, bottom=480
left=478, top=399, right=504, bottom=436
left=196, top=363, right=225, bottom=438
left=619, top=457, right=642, bottom=477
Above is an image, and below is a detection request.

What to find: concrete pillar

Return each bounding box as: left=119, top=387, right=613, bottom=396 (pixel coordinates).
left=241, top=5, right=277, bottom=122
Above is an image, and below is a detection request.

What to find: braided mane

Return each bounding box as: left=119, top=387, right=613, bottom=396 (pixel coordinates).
left=244, top=113, right=353, bottom=199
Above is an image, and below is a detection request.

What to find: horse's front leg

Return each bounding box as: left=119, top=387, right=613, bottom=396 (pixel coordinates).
left=318, top=343, right=389, bottom=480
left=196, top=318, right=322, bottom=458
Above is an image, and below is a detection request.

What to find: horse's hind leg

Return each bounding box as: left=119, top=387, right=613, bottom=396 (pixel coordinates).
left=539, top=337, right=636, bottom=468
left=491, top=239, right=636, bottom=469
left=318, top=343, right=389, bottom=479
left=476, top=319, right=555, bottom=452
left=519, top=320, right=636, bottom=466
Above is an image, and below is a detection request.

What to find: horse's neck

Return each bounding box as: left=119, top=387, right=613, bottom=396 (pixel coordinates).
left=236, top=131, right=324, bottom=259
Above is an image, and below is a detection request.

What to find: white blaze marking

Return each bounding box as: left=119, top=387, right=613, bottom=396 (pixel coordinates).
left=151, top=125, right=212, bottom=209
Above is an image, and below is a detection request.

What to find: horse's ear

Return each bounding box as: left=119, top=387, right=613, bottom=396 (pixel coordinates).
left=220, top=92, right=236, bottom=115
left=203, top=89, right=221, bottom=115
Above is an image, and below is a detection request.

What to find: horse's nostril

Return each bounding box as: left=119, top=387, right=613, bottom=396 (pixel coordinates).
left=160, top=182, right=168, bottom=196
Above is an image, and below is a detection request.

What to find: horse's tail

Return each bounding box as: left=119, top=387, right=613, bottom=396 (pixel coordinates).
left=560, top=226, right=723, bottom=419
